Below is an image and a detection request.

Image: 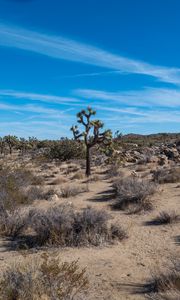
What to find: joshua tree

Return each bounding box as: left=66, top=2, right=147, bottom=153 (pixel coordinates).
left=19, top=138, right=29, bottom=155
left=4, top=135, right=18, bottom=155
left=71, top=107, right=112, bottom=176
left=0, top=137, right=5, bottom=155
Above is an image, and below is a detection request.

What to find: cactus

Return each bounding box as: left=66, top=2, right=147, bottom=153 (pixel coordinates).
left=71, top=107, right=112, bottom=176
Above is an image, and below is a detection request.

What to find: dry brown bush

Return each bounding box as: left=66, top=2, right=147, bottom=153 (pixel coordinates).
left=60, top=184, right=89, bottom=198
left=135, top=165, right=147, bottom=172
left=153, top=167, right=180, bottom=184
left=49, top=176, right=68, bottom=185
left=7, top=205, right=127, bottom=249
left=142, top=259, right=180, bottom=299
left=0, top=254, right=88, bottom=300
left=148, top=211, right=179, bottom=226
left=0, top=207, right=28, bottom=239
left=71, top=171, right=85, bottom=180
left=0, top=167, right=43, bottom=210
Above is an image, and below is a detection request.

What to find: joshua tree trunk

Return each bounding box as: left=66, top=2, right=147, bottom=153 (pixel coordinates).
left=9, top=145, right=12, bottom=155
left=86, top=146, right=91, bottom=177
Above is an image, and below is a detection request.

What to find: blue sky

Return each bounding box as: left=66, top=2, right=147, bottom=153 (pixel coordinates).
left=0, top=0, right=180, bottom=139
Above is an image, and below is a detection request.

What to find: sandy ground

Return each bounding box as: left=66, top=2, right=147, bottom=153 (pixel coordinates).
left=0, top=160, right=179, bottom=299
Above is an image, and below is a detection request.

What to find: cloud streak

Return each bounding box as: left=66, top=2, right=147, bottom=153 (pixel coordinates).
left=0, top=23, right=180, bottom=84
left=0, top=90, right=81, bottom=105
left=75, top=87, right=180, bottom=108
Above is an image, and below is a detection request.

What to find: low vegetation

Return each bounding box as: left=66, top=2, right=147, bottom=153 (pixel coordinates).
left=60, top=184, right=89, bottom=198
left=0, top=207, right=28, bottom=239
left=0, top=254, right=88, bottom=300
left=0, top=167, right=43, bottom=210
left=153, top=167, right=180, bottom=184
left=148, top=211, right=180, bottom=226
left=142, top=259, right=180, bottom=299
left=0, top=116, right=179, bottom=299
left=113, top=177, right=157, bottom=213
left=47, top=139, right=85, bottom=161
left=0, top=205, right=127, bottom=248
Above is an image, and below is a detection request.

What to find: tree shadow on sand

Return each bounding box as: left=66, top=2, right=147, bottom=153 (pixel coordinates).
left=174, top=235, right=180, bottom=246
left=87, top=188, right=116, bottom=203
left=111, top=280, right=156, bottom=296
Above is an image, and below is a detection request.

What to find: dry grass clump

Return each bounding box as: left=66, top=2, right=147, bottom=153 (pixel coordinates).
left=49, top=176, right=68, bottom=185
left=153, top=167, right=180, bottom=184
left=64, top=163, right=80, bottom=175
left=0, top=254, right=88, bottom=300
left=107, top=164, right=122, bottom=178
left=60, top=184, right=89, bottom=198
left=27, top=186, right=45, bottom=201
left=10, top=205, right=127, bottom=248
left=147, top=211, right=180, bottom=226
left=142, top=260, right=180, bottom=299
left=113, top=177, right=157, bottom=213
left=0, top=167, right=43, bottom=210
left=0, top=207, right=28, bottom=239
left=71, top=171, right=85, bottom=180
left=0, top=168, right=30, bottom=209
left=135, top=165, right=147, bottom=172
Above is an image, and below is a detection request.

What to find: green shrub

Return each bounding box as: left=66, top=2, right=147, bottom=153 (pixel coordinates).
left=47, top=139, right=85, bottom=161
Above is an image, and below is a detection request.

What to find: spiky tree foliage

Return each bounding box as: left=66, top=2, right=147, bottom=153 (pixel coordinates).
left=4, top=135, right=18, bottom=155
left=71, top=107, right=112, bottom=176
left=28, top=136, right=38, bottom=150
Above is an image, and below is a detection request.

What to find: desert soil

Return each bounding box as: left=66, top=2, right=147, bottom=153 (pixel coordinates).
left=0, top=162, right=179, bottom=300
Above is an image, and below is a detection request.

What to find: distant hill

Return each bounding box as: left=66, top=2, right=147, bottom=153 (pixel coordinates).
left=120, top=133, right=180, bottom=146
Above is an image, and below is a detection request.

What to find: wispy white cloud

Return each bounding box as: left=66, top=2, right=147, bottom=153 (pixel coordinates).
left=0, top=102, right=76, bottom=122
left=75, top=87, right=180, bottom=108
left=0, top=103, right=74, bottom=138
left=94, top=105, right=148, bottom=116
left=0, top=90, right=81, bottom=105
left=0, top=102, right=59, bottom=114
left=0, top=23, right=180, bottom=84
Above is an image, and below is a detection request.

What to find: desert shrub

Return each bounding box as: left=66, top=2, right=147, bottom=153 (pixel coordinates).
left=27, top=186, right=44, bottom=201
left=0, top=254, right=88, bottom=300
left=30, top=175, right=43, bottom=185
left=143, top=260, right=180, bottom=299
left=47, top=139, right=85, bottom=161
left=60, top=184, right=89, bottom=198
left=0, top=207, right=28, bottom=239
left=16, top=205, right=126, bottom=248
left=71, top=171, right=85, bottom=180
left=0, top=167, right=43, bottom=210
left=110, top=224, right=128, bottom=240
left=63, top=164, right=81, bottom=176
left=0, top=168, right=30, bottom=210
left=137, top=153, right=152, bottom=165
left=149, top=211, right=179, bottom=225
left=113, top=177, right=157, bottom=213
left=153, top=167, right=180, bottom=184
left=107, top=164, right=121, bottom=178
left=43, top=189, right=57, bottom=200
left=135, top=165, right=147, bottom=172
